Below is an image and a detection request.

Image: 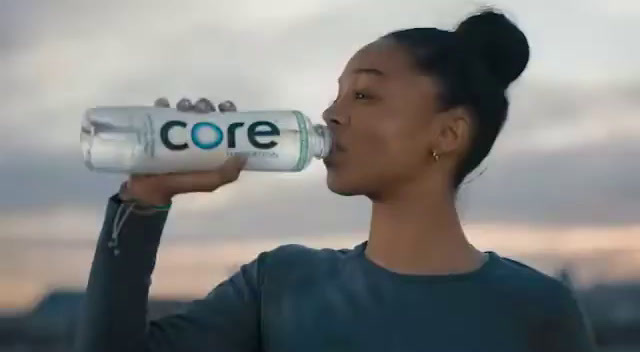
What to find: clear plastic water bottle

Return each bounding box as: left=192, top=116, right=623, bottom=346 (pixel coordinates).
left=80, top=106, right=332, bottom=173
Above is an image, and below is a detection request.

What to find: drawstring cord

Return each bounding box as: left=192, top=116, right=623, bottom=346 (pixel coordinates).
left=107, top=202, right=135, bottom=256
left=107, top=181, right=172, bottom=256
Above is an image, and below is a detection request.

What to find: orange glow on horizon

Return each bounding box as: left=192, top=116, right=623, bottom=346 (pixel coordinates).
left=2, top=224, right=639, bottom=310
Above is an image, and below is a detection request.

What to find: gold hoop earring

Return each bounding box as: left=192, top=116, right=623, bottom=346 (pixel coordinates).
left=432, top=150, right=440, bottom=162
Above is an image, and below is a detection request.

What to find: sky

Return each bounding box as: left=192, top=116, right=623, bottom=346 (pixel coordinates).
left=1, top=0, right=639, bottom=308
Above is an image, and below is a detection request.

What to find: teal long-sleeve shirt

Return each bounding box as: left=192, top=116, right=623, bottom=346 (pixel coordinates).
left=76, top=195, right=597, bottom=352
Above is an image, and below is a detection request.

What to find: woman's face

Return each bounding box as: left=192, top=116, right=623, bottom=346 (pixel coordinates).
left=323, top=38, right=457, bottom=199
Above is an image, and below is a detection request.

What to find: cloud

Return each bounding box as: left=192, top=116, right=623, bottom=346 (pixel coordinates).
left=494, top=81, right=640, bottom=155
left=1, top=0, right=639, bottom=241
left=458, top=137, right=640, bottom=227
left=1, top=115, right=638, bottom=244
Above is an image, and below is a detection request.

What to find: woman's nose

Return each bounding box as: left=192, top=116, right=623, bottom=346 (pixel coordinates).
left=322, top=102, right=349, bottom=126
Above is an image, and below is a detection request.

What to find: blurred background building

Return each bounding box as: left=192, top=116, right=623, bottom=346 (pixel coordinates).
left=1, top=269, right=640, bottom=351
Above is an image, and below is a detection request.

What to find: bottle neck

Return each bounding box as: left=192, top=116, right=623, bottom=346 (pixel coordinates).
left=310, top=124, right=332, bottom=159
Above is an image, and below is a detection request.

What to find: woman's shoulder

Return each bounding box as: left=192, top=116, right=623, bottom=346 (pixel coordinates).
left=255, top=242, right=360, bottom=284
left=264, top=242, right=358, bottom=267
left=486, top=252, right=579, bottom=309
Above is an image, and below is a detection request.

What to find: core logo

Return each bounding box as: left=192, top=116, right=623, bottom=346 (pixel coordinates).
left=160, top=120, right=280, bottom=151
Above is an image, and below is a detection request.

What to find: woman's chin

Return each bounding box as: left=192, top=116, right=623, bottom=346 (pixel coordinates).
left=326, top=172, right=361, bottom=197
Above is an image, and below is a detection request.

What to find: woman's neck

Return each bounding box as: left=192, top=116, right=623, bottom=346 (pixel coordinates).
left=366, top=182, right=485, bottom=275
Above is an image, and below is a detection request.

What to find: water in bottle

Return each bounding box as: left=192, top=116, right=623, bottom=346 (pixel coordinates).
left=80, top=106, right=332, bottom=173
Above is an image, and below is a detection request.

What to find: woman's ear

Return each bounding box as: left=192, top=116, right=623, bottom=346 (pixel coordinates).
left=432, top=106, right=472, bottom=157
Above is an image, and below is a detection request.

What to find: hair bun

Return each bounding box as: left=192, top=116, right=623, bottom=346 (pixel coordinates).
left=455, top=10, right=530, bottom=88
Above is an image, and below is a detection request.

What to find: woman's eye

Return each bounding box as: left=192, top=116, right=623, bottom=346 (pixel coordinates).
left=329, top=91, right=375, bottom=105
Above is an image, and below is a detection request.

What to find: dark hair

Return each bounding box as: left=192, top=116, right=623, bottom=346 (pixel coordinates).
left=383, top=9, right=530, bottom=187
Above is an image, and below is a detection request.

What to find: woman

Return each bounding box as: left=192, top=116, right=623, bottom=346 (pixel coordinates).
left=77, top=9, right=596, bottom=352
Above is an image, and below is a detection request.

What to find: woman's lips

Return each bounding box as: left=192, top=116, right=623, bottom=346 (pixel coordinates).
left=324, top=141, right=347, bottom=167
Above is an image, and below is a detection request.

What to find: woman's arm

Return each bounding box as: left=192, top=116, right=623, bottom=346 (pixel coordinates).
left=75, top=195, right=264, bottom=352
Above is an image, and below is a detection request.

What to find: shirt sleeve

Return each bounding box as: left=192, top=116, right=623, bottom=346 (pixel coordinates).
left=532, top=283, right=598, bottom=352
left=75, top=195, right=265, bottom=352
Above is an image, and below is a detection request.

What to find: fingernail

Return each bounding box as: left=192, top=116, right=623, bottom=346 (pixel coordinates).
left=218, top=100, right=237, bottom=112
left=154, top=97, right=170, bottom=108
left=194, top=98, right=215, bottom=113
left=177, top=98, right=193, bottom=112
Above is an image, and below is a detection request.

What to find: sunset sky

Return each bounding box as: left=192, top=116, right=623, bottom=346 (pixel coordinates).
left=1, top=0, right=639, bottom=309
